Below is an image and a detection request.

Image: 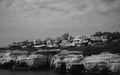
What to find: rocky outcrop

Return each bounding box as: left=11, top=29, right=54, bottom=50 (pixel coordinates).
left=51, top=52, right=120, bottom=73
left=0, top=52, right=16, bottom=69
left=12, top=54, right=48, bottom=70
left=1, top=50, right=120, bottom=73
left=81, top=52, right=120, bottom=72
left=0, top=51, right=49, bottom=70
left=50, top=50, right=84, bottom=72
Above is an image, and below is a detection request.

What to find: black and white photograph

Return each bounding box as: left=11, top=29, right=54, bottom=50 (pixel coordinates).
left=0, top=0, right=120, bottom=75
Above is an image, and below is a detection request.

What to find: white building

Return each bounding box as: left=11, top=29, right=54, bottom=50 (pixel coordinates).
left=72, top=36, right=88, bottom=46
left=90, top=35, right=108, bottom=42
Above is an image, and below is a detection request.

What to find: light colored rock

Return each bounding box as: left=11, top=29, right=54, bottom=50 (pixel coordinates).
left=82, top=52, right=120, bottom=72
left=0, top=52, right=14, bottom=64
left=15, top=54, right=47, bottom=68
left=0, top=51, right=48, bottom=69
left=50, top=51, right=83, bottom=72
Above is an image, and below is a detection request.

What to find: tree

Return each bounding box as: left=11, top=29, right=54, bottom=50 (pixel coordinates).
left=61, top=33, right=70, bottom=40
left=36, top=39, right=42, bottom=45
left=22, top=40, right=29, bottom=46
left=93, top=31, right=103, bottom=36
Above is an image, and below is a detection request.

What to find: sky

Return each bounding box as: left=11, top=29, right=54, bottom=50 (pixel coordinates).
left=0, top=0, right=120, bottom=46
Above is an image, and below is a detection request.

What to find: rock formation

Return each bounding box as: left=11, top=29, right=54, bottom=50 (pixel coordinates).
left=51, top=51, right=120, bottom=73
left=0, top=50, right=48, bottom=70
left=81, top=52, right=120, bottom=72
left=50, top=50, right=84, bottom=72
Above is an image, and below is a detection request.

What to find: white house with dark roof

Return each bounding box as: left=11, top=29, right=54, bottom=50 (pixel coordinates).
left=72, top=36, right=89, bottom=46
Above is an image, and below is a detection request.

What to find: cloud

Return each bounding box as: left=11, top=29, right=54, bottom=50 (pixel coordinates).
left=1, top=0, right=120, bottom=27
left=95, top=0, right=120, bottom=15
left=0, top=0, right=3, bottom=3
left=4, top=0, right=119, bottom=17
left=0, top=0, right=120, bottom=45
left=1, top=0, right=88, bottom=14
left=1, top=0, right=119, bottom=15
left=101, top=0, right=117, bottom=3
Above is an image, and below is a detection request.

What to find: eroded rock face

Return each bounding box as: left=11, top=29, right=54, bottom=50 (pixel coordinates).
left=82, top=52, right=120, bottom=72
left=51, top=52, right=120, bottom=73
left=50, top=50, right=83, bottom=72
left=13, top=54, right=48, bottom=69
left=0, top=51, right=48, bottom=70
left=0, top=52, right=16, bottom=69
left=1, top=50, right=120, bottom=72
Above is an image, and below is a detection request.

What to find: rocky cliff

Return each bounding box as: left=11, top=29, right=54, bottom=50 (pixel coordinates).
left=0, top=50, right=49, bottom=70
left=51, top=51, right=120, bottom=72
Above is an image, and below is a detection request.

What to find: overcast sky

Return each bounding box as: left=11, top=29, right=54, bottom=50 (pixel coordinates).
left=0, top=0, right=120, bottom=46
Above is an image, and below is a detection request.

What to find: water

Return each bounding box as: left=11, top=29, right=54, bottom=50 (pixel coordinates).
left=0, top=70, right=119, bottom=75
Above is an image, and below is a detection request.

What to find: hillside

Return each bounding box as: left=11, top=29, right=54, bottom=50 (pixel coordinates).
left=67, top=41, right=120, bottom=56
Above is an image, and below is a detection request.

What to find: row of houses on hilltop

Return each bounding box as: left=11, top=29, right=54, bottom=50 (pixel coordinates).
left=43, top=35, right=108, bottom=47
left=70, top=35, right=108, bottom=46
left=9, top=34, right=108, bottom=49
